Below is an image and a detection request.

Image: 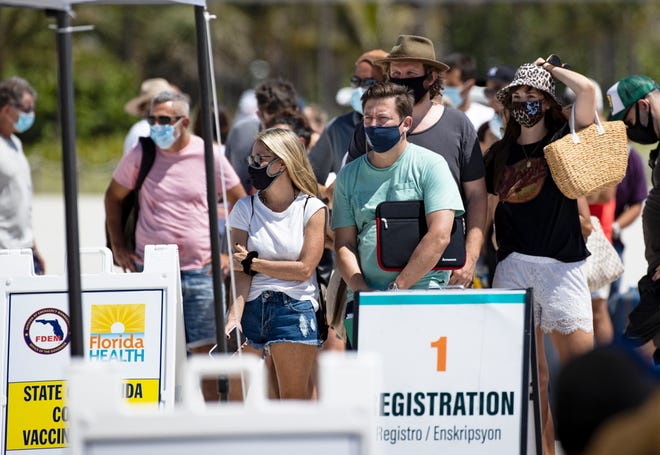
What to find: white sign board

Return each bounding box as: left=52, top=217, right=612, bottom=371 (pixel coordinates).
left=66, top=355, right=379, bottom=455
left=355, top=289, right=535, bottom=454
left=0, top=246, right=185, bottom=455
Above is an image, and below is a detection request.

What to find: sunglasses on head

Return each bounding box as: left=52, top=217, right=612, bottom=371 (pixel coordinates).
left=247, top=154, right=279, bottom=168
left=351, top=76, right=377, bottom=88
left=146, top=115, right=183, bottom=126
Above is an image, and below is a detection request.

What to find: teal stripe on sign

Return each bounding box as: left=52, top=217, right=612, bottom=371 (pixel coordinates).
left=358, top=291, right=527, bottom=305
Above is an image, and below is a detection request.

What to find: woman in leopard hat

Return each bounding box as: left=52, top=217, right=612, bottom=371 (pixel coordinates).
left=484, top=57, right=597, bottom=455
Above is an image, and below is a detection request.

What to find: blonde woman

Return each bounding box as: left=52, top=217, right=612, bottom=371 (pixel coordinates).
left=225, top=128, right=326, bottom=400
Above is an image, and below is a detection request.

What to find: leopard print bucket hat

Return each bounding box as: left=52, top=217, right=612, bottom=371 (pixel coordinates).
left=496, top=63, right=561, bottom=108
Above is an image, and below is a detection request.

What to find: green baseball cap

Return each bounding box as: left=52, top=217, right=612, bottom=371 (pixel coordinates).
left=607, top=74, right=660, bottom=120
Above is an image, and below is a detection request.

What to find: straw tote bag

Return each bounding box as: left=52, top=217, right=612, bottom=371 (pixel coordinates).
left=584, top=216, right=624, bottom=292
left=543, top=106, right=628, bottom=199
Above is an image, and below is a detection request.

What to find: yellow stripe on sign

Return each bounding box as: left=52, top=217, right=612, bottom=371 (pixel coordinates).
left=6, top=381, right=68, bottom=450
left=123, top=379, right=160, bottom=404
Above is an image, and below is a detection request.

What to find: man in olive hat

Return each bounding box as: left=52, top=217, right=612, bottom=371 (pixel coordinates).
left=347, top=35, right=486, bottom=289
left=607, top=75, right=660, bottom=365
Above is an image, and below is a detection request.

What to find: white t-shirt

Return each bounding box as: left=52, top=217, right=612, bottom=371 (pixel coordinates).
left=464, top=102, right=495, bottom=131
left=123, top=119, right=150, bottom=155
left=0, top=134, right=34, bottom=249
left=229, top=193, right=326, bottom=309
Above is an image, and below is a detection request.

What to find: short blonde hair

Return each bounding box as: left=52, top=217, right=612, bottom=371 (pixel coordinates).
left=254, top=128, right=318, bottom=197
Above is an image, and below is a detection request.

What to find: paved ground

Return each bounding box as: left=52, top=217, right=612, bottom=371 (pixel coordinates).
left=33, top=193, right=649, bottom=288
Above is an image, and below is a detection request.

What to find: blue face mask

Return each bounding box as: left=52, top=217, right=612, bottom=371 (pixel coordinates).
left=488, top=114, right=504, bottom=140
left=443, top=86, right=464, bottom=108
left=13, top=111, right=35, bottom=133
left=150, top=124, right=179, bottom=149
left=365, top=121, right=403, bottom=153
left=350, top=87, right=366, bottom=115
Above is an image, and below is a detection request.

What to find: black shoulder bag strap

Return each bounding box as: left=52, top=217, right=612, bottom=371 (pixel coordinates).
left=106, top=136, right=157, bottom=261
left=135, top=136, right=157, bottom=195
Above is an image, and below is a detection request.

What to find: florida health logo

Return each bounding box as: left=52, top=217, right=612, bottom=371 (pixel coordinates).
left=23, top=308, right=71, bottom=355
left=89, top=304, right=146, bottom=362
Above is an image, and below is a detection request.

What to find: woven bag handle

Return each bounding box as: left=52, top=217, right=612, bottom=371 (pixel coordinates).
left=569, top=104, right=604, bottom=144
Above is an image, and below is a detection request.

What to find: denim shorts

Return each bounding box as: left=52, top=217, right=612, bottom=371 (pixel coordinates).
left=241, top=291, right=322, bottom=351
left=181, top=264, right=217, bottom=348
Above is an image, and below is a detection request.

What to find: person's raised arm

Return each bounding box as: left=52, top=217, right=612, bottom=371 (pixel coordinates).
left=536, top=57, right=596, bottom=130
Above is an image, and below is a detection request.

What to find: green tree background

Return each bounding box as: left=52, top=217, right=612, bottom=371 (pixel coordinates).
left=0, top=1, right=658, bottom=193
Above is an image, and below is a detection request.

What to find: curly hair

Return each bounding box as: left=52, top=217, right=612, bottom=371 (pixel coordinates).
left=255, top=79, right=298, bottom=115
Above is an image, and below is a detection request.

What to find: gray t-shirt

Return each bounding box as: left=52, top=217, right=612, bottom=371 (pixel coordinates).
left=0, top=134, right=34, bottom=249
left=308, top=111, right=360, bottom=185
left=225, top=116, right=260, bottom=193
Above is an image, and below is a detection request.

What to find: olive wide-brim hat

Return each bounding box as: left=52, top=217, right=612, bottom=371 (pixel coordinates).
left=496, top=63, right=562, bottom=108
left=375, top=35, right=449, bottom=72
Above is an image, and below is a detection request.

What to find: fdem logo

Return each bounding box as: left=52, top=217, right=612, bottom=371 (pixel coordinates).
left=88, top=304, right=146, bottom=362
left=23, top=308, right=71, bottom=355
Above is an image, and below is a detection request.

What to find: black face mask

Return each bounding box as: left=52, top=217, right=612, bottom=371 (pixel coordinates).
left=248, top=160, right=283, bottom=191
left=627, top=103, right=658, bottom=145
left=389, top=74, right=429, bottom=103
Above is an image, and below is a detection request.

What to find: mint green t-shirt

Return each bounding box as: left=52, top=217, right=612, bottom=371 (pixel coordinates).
left=332, top=143, right=464, bottom=293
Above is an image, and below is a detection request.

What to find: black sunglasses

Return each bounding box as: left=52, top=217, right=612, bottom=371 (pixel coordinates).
left=12, top=103, right=34, bottom=113
left=351, top=76, right=377, bottom=88
left=146, top=115, right=183, bottom=126
left=247, top=154, right=279, bottom=168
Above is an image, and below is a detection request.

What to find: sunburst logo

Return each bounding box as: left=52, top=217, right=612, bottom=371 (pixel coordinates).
left=89, top=304, right=146, bottom=363
left=91, top=304, right=145, bottom=334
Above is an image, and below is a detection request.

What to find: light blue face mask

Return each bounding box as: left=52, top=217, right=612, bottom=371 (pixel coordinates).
left=488, top=114, right=504, bottom=140
left=443, top=86, right=464, bottom=108
left=350, top=87, right=366, bottom=115
left=150, top=124, right=179, bottom=149
left=13, top=111, right=35, bottom=133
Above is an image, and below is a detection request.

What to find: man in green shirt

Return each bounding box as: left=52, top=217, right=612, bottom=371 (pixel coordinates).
left=333, top=82, right=464, bottom=295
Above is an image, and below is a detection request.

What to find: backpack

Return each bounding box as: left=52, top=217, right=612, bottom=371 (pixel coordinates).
left=105, top=136, right=156, bottom=264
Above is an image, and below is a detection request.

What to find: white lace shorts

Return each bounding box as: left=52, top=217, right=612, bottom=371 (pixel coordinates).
left=493, top=252, right=593, bottom=334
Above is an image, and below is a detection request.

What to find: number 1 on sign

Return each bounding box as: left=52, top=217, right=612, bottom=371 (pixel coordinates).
left=431, top=336, right=447, bottom=371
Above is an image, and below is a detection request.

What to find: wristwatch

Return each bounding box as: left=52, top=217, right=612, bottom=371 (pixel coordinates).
left=387, top=281, right=399, bottom=291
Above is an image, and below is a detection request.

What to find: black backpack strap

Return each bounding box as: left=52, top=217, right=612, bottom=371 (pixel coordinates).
left=136, top=136, right=156, bottom=191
